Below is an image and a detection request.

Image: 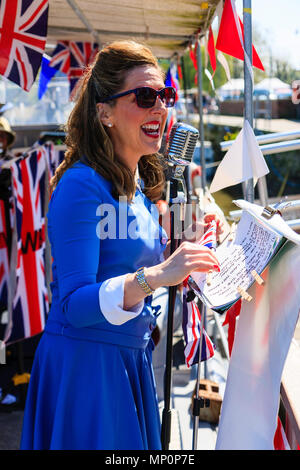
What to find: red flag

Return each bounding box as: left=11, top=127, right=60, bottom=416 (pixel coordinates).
left=216, top=0, right=264, bottom=71
left=177, top=63, right=183, bottom=80
left=189, top=43, right=198, bottom=70
left=207, top=26, right=216, bottom=74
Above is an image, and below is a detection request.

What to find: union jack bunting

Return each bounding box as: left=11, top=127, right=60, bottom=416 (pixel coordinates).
left=181, top=221, right=217, bottom=367
left=40, top=140, right=65, bottom=178
left=165, top=61, right=180, bottom=142
left=199, top=219, right=217, bottom=251
left=0, top=0, right=49, bottom=91
left=182, top=283, right=215, bottom=368
left=49, top=40, right=70, bottom=75
left=69, top=41, right=99, bottom=94
left=165, top=61, right=179, bottom=102
left=6, top=149, right=49, bottom=343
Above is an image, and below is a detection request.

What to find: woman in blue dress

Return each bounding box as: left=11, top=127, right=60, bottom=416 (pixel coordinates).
left=20, top=40, right=220, bottom=450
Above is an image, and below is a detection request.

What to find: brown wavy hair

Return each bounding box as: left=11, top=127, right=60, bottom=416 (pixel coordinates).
left=50, top=40, right=167, bottom=202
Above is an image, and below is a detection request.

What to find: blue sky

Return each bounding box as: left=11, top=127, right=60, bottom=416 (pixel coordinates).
left=235, top=0, right=300, bottom=69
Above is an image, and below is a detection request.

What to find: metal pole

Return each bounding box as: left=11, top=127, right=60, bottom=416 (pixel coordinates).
left=196, top=37, right=207, bottom=191
left=180, top=55, right=190, bottom=124
left=192, top=303, right=206, bottom=450
left=65, top=0, right=101, bottom=45
left=243, top=0, right=254, bottom=203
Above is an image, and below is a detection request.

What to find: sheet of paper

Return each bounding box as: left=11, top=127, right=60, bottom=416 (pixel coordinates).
left=233, top=199, right=300, bottom=245
left=191, top=211, right=281, bottom=309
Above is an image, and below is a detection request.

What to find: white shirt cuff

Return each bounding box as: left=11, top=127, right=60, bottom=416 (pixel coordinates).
left=99, top=274, right=144, bottom=325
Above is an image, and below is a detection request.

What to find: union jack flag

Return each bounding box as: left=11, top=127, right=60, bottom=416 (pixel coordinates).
left=182, top=221, right=217, bottom=367
left=69, top=41, right=99, bottom=94
left=5, top=149, right=49, bottom=344
left=38, top=140, right=65, bottom=179
left=199, top=219, right=217, bottom=251
left=165, top=61, right=179, bottom=102
left=165, top=61, right=180, bottom=142
left=49, top=40, right=70, bottom=75
left=0, top=0, right=49, bottom=91
left=182, top=283, right=215, bottom=368
left=48, top=40, right=99, bottom=96
left=0, top=200, right=11, bottom=317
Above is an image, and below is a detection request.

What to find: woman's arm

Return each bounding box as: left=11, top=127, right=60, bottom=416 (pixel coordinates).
left=124, top=213, right=223, bottom=310
left=124, top=241, right=219, bottom=310
left=50, top=168, right=144, bottom=328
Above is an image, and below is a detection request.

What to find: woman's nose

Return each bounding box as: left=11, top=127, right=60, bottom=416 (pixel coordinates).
left=151, top=96, right=168, bottom=114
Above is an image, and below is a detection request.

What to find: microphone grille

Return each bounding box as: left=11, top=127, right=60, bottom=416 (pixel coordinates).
left=167, top=122, right=199, bottom=163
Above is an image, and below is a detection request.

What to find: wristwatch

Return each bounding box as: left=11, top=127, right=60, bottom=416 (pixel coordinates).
left=135, top=267, right=155, bottom=295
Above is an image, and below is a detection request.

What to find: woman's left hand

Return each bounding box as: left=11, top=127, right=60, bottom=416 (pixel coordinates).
left=203, top=212, right=224, bottom=238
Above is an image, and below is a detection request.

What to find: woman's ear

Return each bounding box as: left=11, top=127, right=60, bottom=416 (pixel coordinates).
left=96, top=103, right=114, bottom=128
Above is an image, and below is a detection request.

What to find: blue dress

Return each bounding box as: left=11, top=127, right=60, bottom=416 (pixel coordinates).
left=20, top=161, right=167, bottom=450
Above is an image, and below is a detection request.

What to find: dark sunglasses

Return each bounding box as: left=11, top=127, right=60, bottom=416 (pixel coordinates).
left=100, top=86, right=176, bottom=108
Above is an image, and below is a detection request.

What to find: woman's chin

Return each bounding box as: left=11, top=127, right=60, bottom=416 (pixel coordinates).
left=143, top=139, right=162, bottom=155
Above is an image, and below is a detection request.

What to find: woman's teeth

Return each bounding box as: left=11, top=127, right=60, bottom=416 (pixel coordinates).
left=141, top=123, right=160, bottom=137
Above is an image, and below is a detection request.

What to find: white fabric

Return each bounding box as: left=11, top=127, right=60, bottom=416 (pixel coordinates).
left=216, top=51, right=231, bottom=83
left=210, top=120, right=269, bottom=193
left=99, top=274, right=144, bottom=325
left=216, top=241, right=300, bottom=449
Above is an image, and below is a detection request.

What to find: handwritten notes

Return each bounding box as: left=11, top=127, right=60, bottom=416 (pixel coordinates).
left=191, top=211, right=282, bottom=310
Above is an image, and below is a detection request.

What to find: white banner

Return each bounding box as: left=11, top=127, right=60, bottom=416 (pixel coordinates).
left=216, top=241, right=300, bottom=450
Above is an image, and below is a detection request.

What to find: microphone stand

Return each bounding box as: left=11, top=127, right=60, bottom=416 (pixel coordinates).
left=160, top=122, right=199, bottom=450
left=161, top=174, right=186, bottom=451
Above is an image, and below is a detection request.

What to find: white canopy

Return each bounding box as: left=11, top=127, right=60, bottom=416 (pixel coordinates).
left=254, top=78, right=291, bottom=91
left=47, top=0, right=220, bottom=59
left=217, top=78, right=245, bottom=92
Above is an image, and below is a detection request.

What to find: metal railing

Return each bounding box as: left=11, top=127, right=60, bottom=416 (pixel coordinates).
left=216, top=131, right=300, bottom=219
left=220, top=130, right=300, bottom=152
left=229, top=211, right=300, bottom=231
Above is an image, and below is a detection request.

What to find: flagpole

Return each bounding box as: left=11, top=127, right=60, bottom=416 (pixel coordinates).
left=243, top=0, right=254, bottom=203
left=196, top=36, right=208, bottom=381
left=191, top=38, right=209, bottom=450
left=66, top=0, right=101, bottom=45
left=180, top=55, right=190, bottom=125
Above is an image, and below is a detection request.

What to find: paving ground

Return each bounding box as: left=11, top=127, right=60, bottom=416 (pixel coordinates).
left=0, top=409, right=23, bottom=450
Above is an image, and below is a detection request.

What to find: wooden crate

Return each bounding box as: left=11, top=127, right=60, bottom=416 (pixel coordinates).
left=192, top=379, right=223, bottom=424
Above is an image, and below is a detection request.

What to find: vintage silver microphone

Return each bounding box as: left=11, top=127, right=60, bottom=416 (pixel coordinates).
left=161, top=122, right=199, bottom=450
left=164, top=122, right=199, bottom=181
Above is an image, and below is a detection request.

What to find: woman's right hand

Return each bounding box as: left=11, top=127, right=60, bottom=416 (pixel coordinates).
left=145, top=241, right=220, bottom=289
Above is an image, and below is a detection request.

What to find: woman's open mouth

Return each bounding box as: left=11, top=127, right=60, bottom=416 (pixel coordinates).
left=141, top=121, right=160, bottom=139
